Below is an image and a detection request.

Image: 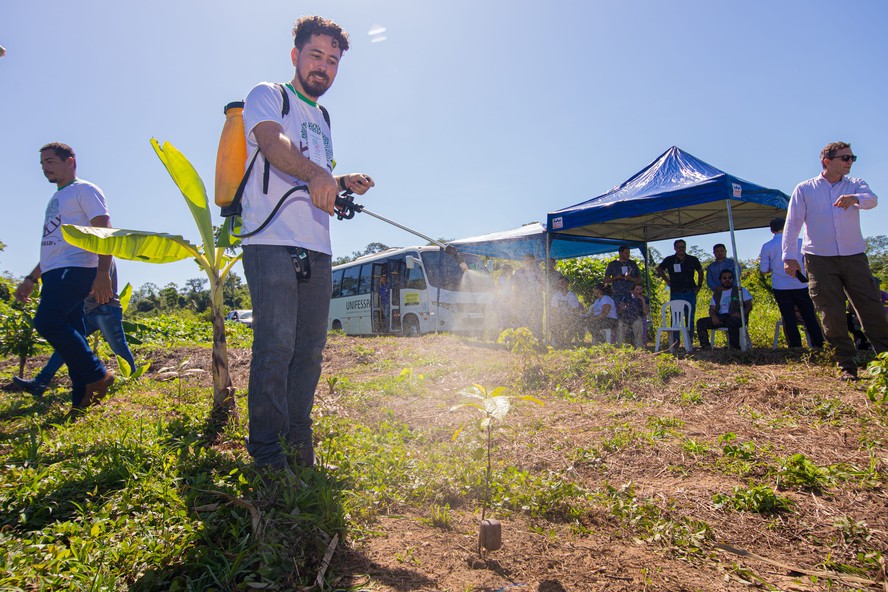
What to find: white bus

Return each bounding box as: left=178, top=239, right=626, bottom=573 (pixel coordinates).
left=328, top=246, right=494, bottom=336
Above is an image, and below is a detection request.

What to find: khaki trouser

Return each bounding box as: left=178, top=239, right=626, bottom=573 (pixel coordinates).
left=617, top=317, right=644, bottom=348
left=805, top=253, right=888, bottom=371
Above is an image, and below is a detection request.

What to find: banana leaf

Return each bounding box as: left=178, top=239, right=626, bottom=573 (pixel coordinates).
left=61, top=225, right=200, bottom=264
left=150, top=138, right=216, bottom=267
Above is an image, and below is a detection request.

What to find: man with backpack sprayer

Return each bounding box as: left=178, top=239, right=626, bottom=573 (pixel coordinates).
left=240, top=16, right=374, bottom=477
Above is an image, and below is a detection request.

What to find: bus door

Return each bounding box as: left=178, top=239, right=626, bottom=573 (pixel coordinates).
left=370, top=259, right=405, bottom=333
left=388, top=259, right=403, bottom=332
left=370, top=262, right=390, bottom=333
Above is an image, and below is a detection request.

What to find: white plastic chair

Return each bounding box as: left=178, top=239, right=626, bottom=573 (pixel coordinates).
left=654, top=300, right=692, bottom=352
left=711, top=326, right=751, bottom=350
left=772, top=319, right=813, bottom=349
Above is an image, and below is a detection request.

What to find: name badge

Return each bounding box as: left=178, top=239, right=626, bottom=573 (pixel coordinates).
left=621, top=266, right=629, bottom=276
left=673, top=263, right=682, bottom=273
left=306, top=127, right=326, bottom=167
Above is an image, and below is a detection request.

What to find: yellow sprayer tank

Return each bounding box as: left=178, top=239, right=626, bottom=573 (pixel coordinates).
left=214, top=101, right=247, bottom=207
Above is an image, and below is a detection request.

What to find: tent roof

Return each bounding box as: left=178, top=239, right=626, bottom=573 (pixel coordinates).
left=451, top=223, right=644, bottom=260
left=547, top=146, right=790, bottom=242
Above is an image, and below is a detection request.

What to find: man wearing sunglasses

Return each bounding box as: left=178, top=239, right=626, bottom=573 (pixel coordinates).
left=783, top=142, right=888, bottom=381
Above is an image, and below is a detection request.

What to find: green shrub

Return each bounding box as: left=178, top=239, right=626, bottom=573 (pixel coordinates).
left=866, top=353, right=888, bottom=409
left=775, top=453, right=830, bottom=491
left=712, top=484, right=794, bottom=514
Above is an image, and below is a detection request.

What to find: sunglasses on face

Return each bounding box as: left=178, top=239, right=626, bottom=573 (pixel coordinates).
left=830, top=154, right=857, bottom=163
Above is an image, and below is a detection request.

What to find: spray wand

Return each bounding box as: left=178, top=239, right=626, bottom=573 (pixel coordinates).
left=334, top=192, right=469, bottom=272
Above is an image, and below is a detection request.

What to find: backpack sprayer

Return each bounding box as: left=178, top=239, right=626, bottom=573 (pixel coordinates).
left=214, top=93, right=468, bottom=272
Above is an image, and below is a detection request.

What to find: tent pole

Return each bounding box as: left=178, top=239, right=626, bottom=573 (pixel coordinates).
left=643, top=232, right=653, bottom=303
left=725, top=199, right=749, bottom=351
left=643, top=228, right=653, bottom=349
left=544, top=234, right=551, bottom=346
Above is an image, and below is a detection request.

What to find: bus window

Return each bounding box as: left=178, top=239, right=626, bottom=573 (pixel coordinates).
left=357, top=263, right=373, bottom=294
left=340, top=266, right=360, bottom=296
left=331, top=269, right=343, bottom=298
left=405, top=259, right=426, bottom=289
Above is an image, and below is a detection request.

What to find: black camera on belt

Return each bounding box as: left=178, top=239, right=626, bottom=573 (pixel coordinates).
left=287, top=246, right=311, bottom=280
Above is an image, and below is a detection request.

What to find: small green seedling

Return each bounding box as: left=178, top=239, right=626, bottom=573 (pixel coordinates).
left=451, top=384, right=543, bottom=554
left=157, top=357, right=206, bottom=397
left=115, top=355, right=150, bottom=384
left=0, top=300, right=46, bottom=378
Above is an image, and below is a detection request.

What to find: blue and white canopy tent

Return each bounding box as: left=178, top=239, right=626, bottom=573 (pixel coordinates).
left=546, top=146, right=791, bottom=350
left=547, top=146, right=789, bottom=243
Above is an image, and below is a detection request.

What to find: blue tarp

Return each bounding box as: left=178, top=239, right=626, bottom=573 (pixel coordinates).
left=451, top=222, right=645, bottom=260
left=547, top=146, right=790, bottom=243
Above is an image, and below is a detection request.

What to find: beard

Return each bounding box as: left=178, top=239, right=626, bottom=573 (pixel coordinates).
left=297, top=69, right=332, bottom=98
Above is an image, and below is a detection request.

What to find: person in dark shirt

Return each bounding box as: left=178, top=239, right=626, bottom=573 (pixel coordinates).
left=655, top=239, right=703, bottom=345
left=604, top=245, right=642, bottom=305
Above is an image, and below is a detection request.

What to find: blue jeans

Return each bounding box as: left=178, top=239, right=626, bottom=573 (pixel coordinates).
left=34, top=304, right=136, bottom=386
left=243, top=245, right=332, bottom=468
left=670, top=290, right=698, bottom=344
left=33, top=267, right=107, bottom=407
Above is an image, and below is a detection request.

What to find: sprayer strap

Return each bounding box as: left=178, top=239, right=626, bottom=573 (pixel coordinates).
left=224, top=83, right=332, bottom=227
left=220, top=149, right=259, bottom=218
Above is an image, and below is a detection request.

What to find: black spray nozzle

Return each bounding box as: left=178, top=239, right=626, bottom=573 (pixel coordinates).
left=334, top=192, right=363, bottom=220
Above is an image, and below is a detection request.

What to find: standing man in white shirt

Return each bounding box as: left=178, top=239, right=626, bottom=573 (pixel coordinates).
left=782, top=141, right=888, bottom=380
left=760, top=217, right=824, bottom=349
left=241, top=16, right=375, bottom=474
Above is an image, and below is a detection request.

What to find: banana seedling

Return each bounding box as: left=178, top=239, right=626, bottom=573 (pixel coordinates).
left=61, top=140, right=241, bottom=424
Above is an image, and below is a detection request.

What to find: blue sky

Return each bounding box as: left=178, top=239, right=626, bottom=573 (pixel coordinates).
left=2, top=0, right=887, bottom=290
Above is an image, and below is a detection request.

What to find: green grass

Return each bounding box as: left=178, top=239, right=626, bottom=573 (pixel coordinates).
left=3, top=317, right=888, bottom=589
left=0, top=379, right=344, bottom=590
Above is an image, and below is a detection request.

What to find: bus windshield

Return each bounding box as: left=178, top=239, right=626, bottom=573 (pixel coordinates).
left=420, top=251, right=494, bottom=292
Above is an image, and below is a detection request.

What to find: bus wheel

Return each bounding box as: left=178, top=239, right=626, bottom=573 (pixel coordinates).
left=403, top=316, right=420, bottom=337
left=332, top=320, right=343, bottom=332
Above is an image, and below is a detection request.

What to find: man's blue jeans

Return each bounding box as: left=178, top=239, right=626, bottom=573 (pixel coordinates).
left=670, top=290, right=698, bottom=345
left=34, top=304, right=136, bottom=386
left=243, top=245, right=332, bottom=468
left=33, top=267, right=107, bottom=407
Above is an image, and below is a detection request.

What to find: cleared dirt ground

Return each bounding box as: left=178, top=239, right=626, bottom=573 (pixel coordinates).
left=11, top=333, right=886, bottom=591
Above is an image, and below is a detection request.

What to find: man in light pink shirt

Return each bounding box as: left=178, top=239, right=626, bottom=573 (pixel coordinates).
left=783, top=141, right=888, bottom=380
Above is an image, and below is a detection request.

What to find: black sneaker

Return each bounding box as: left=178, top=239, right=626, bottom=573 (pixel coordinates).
left=12, top=376, right=48, bottom=397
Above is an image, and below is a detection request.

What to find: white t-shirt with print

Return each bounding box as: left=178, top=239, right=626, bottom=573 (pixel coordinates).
left=710, top=287, right=752, bottom=314
left=241, top=82, right=334, bottom=254
left=40, top=179, right=109, bottom=272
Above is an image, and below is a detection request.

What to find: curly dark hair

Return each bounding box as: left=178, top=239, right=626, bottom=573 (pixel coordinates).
left=820, top=141, right=851, bottom=161
left=292, top=15, right=350, bottom=52
left=39, top=142, right=75, bottom=161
